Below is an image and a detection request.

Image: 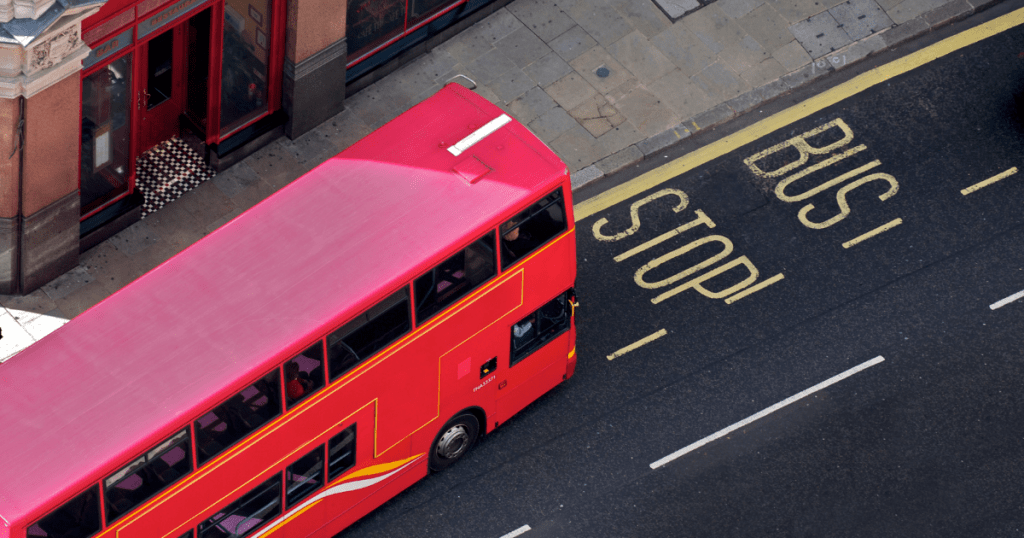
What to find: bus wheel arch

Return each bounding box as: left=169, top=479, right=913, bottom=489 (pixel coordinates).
left=429, top=408, right=484, bottom=472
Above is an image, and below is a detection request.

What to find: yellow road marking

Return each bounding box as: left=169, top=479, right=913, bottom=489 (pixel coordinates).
left=725, top=274, right=785, bottom=304
left=573, top=7, right=1024, bottom=221
left=842, top=218, right=903, bottom=248
left=961, top=167, right=1018, bottom=195
left=606, top=329, right=667, bottom=360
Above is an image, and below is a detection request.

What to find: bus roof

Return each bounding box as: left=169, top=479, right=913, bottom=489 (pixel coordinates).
left=0, top=83, right=566, bottom=526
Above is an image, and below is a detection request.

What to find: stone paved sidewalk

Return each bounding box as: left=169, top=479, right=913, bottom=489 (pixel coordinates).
left=0, top=0, right=1002, bottom=361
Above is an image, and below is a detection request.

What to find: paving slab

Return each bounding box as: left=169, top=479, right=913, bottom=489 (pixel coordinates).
left=648, top=68, right=720, bottom=118
left=692, top=61, right=753, bottom=102
left=107, top=219, right=160, bottom=257
left=548, top=25, right=598, bottom=62
left=568, top=93, right=627, bottom=137
left=474, top=8, right=526, bottom=43
left=569, top=45, right=636, bottom=94
left=738, top=56, right=790, bottom=86
left=595, top=121, right=646, bottom=155
left=498, top=25, right=554, bottom=68
left=769, top=0, right=834, bottom=22
left=718, top=34, right=773, bottom=71
left=772, top=38, right=814, bottom=69
left=544, top=71, right=599, bottom=110
left=610, top=0, right=673, bottom=37
left=790, top=11, right=855, bottom=58
left=528, top=106, right=580, bottom=142
left=567, top=0, right=635, bottom=45
left=20, top=309, right=67, bottom=342
left=740, top=3, right=800, bottom=50
left=652, top=0, right=703, bottom=20
left=0, top=289, right=57, bottom=322
left=488, top=66, right=537, bottom=103
left=524, top=51, right=574, bottom=87
left=0, top=310, right=36, bottom=362
left=508, top=85, right=560, bottom=124
left=549, top=124, right=602, bottom=169
left=650, top=23, right=718, bottom=76
left=614, top=86, right=681, bottom=137
left=607, top=30, right=677, bottom=84
left=830, top=0, right=894, bottom=39
left=507, top=0, right=577, bottom=41
left=682, top=5, right=746, bottom=54
left=80, top=240, right=145, bottom=296
left=719, top=0, right=769, bottom=18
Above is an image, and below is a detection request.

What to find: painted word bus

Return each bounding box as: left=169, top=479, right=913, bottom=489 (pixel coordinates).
left=0, top=83, right=577, bottom=538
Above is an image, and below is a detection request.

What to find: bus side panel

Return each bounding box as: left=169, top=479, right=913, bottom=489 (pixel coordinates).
left=404, top=269, right=525, bottom=442
left=314, top=457, right=428, bottom=538
left=113, top=385, right=376, bottom=538
left=496, top=332, right=572, bottom=423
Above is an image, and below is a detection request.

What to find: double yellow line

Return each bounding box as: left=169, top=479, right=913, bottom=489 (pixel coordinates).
left=574, top=6, right=1024, bottom=222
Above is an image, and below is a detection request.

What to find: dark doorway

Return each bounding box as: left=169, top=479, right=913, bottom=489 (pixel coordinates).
left=184, top=8, right=211, bottom=138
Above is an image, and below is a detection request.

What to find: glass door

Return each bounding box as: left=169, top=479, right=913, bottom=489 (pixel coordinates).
left=81, top=54, right=134, bottom=217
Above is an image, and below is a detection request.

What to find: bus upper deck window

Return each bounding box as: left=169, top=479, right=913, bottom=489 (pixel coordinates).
left=500, top=188, right=567, bottom=270
left=414, top=232, right=496, bottom=323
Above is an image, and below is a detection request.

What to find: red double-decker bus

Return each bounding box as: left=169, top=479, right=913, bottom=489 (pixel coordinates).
left=0, top=83, right=576, bottom=538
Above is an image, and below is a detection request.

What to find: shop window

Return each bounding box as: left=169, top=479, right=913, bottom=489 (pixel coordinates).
left=347, top=0, right=406, bottom=59
left=220, top=0, right=271, bottom=136
left=328, top=289, right=411, bottom=381
left=27, top=485, right=101, bottom=538
left=500, top=189, right=567, bottom=270
left=414, top=232, right=496, bottom=322
left=81, top=55, right=132, bottom=217
left=104, top=428, right=193, bottom=523
left=195, top=370, right=282, bottom=465
left=407, top=0, right=460, bottom=27
left=198, top=474, right=281, bottom=538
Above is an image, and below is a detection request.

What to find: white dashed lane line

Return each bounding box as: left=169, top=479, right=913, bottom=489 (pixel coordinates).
left=990, top=288, right=1024, bottom=310
left=650, top=356, right=886, bottom=470
left=498, top=525, right=532, bottom=538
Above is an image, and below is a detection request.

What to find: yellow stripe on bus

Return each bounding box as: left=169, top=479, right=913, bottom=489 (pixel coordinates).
left=340, top=453, right=426, bottom=481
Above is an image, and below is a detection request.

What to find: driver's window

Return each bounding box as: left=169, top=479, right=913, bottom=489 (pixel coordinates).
left=328, top=288, right=411, bottom=381
left=510, top=291, right=571, bottom=366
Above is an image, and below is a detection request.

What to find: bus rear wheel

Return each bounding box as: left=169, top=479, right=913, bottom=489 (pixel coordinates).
left=429, top=413, right=479, bottom=472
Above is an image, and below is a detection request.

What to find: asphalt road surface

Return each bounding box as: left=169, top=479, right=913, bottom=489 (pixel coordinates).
left=341, top=4, right=1024, bottom=537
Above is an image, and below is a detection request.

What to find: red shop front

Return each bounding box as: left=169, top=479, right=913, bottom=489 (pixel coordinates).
left=78, top=0, right=285, bottom=220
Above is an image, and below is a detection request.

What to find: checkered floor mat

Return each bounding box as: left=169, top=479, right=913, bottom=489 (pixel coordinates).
left=136, top=136, right=216, bottom=218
